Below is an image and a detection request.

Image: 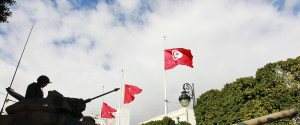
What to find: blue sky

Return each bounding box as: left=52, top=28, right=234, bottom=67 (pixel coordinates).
left=272, top=0, right=286, bottom=11
left=268, top=0, right=300, bottom=14
left=1, top=0, right=300, bottom=124
left=48, top=0, right=154, bottom=25
left=72, top=0, right=300, bottom=16
left=50, top=0, right=100, bottom=9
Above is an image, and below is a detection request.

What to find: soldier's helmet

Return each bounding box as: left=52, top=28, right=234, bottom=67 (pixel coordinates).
left=37, top=75, right=51, bottom=84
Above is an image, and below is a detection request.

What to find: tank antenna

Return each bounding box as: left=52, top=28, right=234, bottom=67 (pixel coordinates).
left=0, top=18, right=37, bottom=115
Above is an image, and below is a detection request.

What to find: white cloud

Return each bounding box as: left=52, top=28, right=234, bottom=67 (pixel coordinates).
left=118, top=0, right=140, bottom=11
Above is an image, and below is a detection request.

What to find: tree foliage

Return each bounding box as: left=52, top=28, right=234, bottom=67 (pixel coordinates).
left=0, top=0, right=16, bottom=23
left=141, top=116, right=191, bottom=125
left=194, top=56, right=300, bottom=124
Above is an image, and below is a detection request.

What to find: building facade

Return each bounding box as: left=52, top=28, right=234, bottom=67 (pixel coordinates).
left=139, top=107, right=196, bottom=125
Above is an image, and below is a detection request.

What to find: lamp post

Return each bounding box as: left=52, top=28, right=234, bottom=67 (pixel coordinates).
left=178, top=83, right=195, bottom=107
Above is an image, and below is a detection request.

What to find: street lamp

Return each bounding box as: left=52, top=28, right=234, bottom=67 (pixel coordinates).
left=178, top=83, right=195, bottom=107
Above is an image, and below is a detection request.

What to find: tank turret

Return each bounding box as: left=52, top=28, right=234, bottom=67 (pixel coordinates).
left=0, top=88, right=119, bottom=125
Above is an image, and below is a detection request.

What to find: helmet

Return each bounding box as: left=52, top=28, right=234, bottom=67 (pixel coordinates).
left=37, top=75, right=51, bottom=84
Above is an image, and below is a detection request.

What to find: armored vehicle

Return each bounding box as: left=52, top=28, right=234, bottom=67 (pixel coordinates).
left=0, top=87, right=119, bottom=125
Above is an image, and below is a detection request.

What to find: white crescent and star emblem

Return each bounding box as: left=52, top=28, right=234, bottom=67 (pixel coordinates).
left=172, top=50, right=183, bottom=60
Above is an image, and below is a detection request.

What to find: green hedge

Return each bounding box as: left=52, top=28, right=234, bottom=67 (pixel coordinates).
left=141, top=116, right=191, bottom=125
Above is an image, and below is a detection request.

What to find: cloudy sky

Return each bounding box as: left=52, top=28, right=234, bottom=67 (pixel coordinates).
left=1, top=0, right=300, bottom=124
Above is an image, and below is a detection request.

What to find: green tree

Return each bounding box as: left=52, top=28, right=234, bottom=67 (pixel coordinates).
left=178, top=121, right=191, bottom=125
left=141, top=116, right=191, bottom=125
left=194, top=56, right=300, bottom=124
left=0, top=0, right=16, bottom=23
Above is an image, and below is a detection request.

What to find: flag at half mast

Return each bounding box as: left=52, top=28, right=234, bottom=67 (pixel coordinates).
left=124, top=84, right=142, bottom=104
left=164, top=48, right=193, bottom=70
left=101, top=102, right=117, bottom=118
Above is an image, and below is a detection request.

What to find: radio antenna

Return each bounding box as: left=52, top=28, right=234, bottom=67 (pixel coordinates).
left=0, top=18, right=37, bottom=115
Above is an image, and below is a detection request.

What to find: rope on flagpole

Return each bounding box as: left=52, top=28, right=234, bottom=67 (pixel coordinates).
left=163, top=36, right=168, bottom=115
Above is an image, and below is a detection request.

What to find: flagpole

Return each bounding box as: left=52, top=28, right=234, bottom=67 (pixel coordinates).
left=101, top=85, right=105, bottom=122
left=163, top=36, right=168, bottom=115
left=101, top=85, right=104, bottom=115
left=102, top=85, right=104, bottom=103
left=118, top=69, right=124, bottom=125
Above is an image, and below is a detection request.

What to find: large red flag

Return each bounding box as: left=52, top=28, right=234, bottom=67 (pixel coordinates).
left=165, top=48, right=193, bottom=70
left=101, top=102, right=117, bottom=118
left=124, top=84, right=142, bottom=104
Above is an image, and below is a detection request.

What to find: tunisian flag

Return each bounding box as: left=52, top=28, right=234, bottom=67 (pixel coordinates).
left=101, top=102, right=117, bottom=118
left=165, top=48, right=193, bottom=70
left=124, top=84, right=142, bottom=104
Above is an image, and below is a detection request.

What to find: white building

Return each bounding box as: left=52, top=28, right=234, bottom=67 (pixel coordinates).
left=139, top=107, right=196, bottom=125
left=92, top=108, right=130, bottom=125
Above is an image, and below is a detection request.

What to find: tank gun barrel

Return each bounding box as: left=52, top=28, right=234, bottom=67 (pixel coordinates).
left=84, top=88, right=120, bottom=103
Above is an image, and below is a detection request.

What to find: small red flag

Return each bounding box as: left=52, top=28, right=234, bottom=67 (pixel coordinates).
left=101, top=102, right=117, bottom=118
left=124, top=84, right=142, bottom=104
left=164, top=48, right=193, bottom=70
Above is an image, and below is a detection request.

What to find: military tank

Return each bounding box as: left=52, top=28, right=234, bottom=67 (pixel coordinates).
left=0, top=87, right=119, bottom=125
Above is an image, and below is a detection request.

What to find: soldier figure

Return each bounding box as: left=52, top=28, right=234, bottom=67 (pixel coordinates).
left=25, top=75, right=51, bottom=99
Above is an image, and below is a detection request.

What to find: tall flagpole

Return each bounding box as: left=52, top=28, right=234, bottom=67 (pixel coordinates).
left=101, top=85, right=104, bottom=114
left=102, top=85, right=104, bottom=104
left=163, top=36, right=168, bottom=115
left=118, top=69, right=124, bottom=125
left=101, top=85, right=104, bottom=122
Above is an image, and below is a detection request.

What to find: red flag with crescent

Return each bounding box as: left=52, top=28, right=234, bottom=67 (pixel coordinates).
left=165, top=48, right=193, bottom=70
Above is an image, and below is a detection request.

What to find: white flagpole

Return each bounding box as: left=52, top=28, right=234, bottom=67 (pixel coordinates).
left=102, top=85, right=104, bottom=103
left=101, top=85, right=104, bottom=122
left=118, top=69, right=124, bottom=125
left=163, top=36, right=168, bottom=115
